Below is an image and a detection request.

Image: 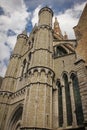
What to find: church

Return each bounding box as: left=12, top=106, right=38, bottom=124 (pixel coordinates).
left=0, top=4, right=87, bottom=130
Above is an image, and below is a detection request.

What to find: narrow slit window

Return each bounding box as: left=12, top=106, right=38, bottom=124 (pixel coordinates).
left=63, top=73, right=72, bottom=126
left=56, top=81, right=63, bottom=127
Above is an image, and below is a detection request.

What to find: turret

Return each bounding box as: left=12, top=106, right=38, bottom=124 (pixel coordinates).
left=1, top=31, right=28, bottom=92
left=13, top=30, right=28, bottom=56
left=29, top=6, right=54, bottom=68
left=38, top=6, right=53, bottom=26
left=63, top=32, right=68, bottom=40
left=21, top=7, right=54, bottom=130
left=53, top=17, right=63, bottom=40
left=0, top=31, right=28, bottom=129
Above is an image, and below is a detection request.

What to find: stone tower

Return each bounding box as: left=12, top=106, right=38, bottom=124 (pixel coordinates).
left=74, top=3, right=87, bottom=63
left=0, top=6, right=54, bottom=130
left=0, top=29, right=28, bottom=129
left=21, top=7, right=54, bottom=129
left=0, top=6, right=87, bottom=130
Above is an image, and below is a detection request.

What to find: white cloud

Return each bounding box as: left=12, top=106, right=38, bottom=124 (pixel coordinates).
left=31, top=2, right=86, bottom=39
left=31, top=5, right=42, bottom=27
left=0, top=0, right=31, bottom=77
left=0, top=1, right=86, bottom=77
left=0, top=61, right=7, bottom=78
left=53, top=1, right=87, bottom=39
left=53, top=12, right=77, bottom=38
left=0, top=41, right=10, bottom=77
left=0, top=0, right=31, bottom=34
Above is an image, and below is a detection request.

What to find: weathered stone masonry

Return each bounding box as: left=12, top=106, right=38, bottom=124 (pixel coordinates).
left=0, top=5, right=87, bottom=130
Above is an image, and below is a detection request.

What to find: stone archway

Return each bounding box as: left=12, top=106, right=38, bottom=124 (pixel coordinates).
left=14, top=121, right=21, bottom=130
left=8, top=106, right=23, bottom=130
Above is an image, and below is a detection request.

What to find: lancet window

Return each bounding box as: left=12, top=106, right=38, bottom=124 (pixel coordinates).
left=63, top=73, right=72, bottom=126
left=56, top=81, right=63, bottom=127
left=70, top=73, right=84, bottom=125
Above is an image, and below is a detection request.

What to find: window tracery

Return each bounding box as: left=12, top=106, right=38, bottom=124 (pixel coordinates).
left=54, top=45, right=68, bottom=57
left=63, top=73, right=72, bottom=126
left=70, top=73, right=84, bottom=125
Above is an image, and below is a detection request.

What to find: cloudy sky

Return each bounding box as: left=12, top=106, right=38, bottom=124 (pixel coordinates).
left=0, top=0, right=87, bottom=77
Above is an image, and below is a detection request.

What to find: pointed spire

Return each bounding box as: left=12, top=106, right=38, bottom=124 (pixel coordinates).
left=55, top=17, right=59, bottom=24
left=63, top=32, right=68, bottom=40
left=53, top=17, right=63, bottom=39
left=54, top=17, right=59, bottom=29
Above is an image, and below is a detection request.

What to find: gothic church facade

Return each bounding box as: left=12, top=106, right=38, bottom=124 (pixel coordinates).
left=0, top=5, right=87, bottom=130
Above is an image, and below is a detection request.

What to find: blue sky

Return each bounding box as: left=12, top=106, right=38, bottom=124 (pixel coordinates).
left=0, top=0, right=87, bottom=77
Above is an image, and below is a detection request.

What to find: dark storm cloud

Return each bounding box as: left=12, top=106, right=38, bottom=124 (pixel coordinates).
left=0, top=6, right=4, bottom=15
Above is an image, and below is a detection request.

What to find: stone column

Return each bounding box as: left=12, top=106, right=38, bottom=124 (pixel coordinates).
left=52, top=89, right=58, bottom=128
left=62, top=83, right=67, bottom=128
left=69, top=80, right=77, bottom=127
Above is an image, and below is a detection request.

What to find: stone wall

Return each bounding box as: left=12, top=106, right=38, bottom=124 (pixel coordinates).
left=74, top=4, right=87, bottom=64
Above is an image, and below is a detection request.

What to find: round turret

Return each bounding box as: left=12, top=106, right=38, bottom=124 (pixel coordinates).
left=17, top=30, right=28, bottom=40
left=38, top=6, right=53, bottom=26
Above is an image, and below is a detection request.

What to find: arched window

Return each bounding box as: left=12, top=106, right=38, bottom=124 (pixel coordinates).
left=56, top=46, right=67, bottom=57
left=28, top=40, right=31, bottom=48
left=63, top=73, right=72, bottom=126
left=28, top=52, right=31, bottom=61
left=21, top=58, right=27, bottom=76
left=23, top=58, right=26, bottom=66
left=32, top=37, right=34, bottom=43
left=7, top=106, right=23, bottom=130
left=70, top=73, right=84, bottom=125
left=26, top=52, right=31, bottom=72
left=56, top=81, right=63, bottom=127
